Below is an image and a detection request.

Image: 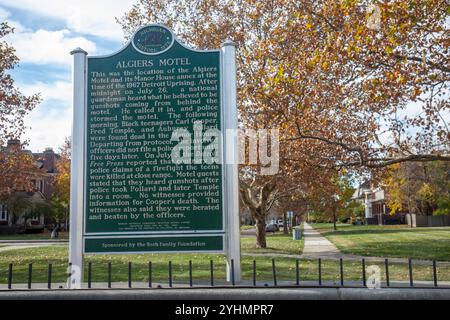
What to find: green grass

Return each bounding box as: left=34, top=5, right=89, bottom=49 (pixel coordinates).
left=311, top=223, right=450, bottom=261
left=241, top=230, right=304, bottom=255
left=1, top=245, right=449, bottom=284
left=240, top=225, right=255, bottom=231
left=0, top=232, right=69, bottom=240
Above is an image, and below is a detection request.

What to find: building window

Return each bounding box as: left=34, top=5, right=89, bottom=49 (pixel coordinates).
left=35, top=179, right=44, bottom=193
left=0, top=205, right=8, bottom=221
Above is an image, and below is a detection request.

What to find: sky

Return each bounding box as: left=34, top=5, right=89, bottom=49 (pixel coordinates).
left=0, top=0, right=136, bottom=152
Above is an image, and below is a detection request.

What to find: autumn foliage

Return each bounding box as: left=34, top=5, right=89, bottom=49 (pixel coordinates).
left=0, top=22, right=41, bottom=200
left=118, top=0, right=449, bottom=247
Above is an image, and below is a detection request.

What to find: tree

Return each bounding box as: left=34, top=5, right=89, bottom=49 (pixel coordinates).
left=23, top=200, right=50, bottom=228
left=6, top=192, right=31, bottom=226
left=384, top=161, right=450, bottom=216
left=118, top=0, right=449, bottom=247
left=51, top=137, right=71, bottom=229
left=0, top=141, right=39, bottom=200
left=0, top=22, right=40, bottom=198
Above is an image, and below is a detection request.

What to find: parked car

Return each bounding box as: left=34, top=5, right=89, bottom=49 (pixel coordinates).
left=277, top=219, right=284, bottom=228
left=265, top=223, right=278, bottom=232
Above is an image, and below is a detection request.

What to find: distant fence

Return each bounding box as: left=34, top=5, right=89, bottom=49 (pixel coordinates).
left=406, top=214, right=450, bottom=227
left=1, top=257, right=449, bottom=290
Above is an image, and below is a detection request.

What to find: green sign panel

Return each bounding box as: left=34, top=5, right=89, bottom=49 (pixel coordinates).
left=84, top=25, right=224, bottom=253
left=85, top=235, right=224, bottom=253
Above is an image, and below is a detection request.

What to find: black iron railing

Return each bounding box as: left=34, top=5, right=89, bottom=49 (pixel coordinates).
left=1, top=257, right=449, bottom=290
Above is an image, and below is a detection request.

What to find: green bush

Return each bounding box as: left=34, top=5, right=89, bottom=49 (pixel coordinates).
left=433, top=197, right=450, bottom=216
left=339, top=216, right=351, bottom=223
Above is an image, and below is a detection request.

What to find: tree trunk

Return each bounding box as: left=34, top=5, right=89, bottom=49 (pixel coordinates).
left=333, top=210, right=337, bottom=231
left=283, top=212, right=288, bottom=234
left=255, top=217, right=267, bottom=248
left=239, top=180, right=277, bottom=249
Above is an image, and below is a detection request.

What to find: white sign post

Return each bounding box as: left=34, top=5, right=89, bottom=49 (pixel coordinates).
left=222, top=40, right=241, bottom=282
left=69, top=47, right=87, bottom=289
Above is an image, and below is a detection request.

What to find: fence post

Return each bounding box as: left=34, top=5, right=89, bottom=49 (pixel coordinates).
left=408, top=259, right=413, bottom=287
left=108, top=262, right=112, bottom=289
left=168, top=261, right=173, bottom=288
left=48, top=263, right=52, bottom=289
left=318, top=258, right=322, bottom=286
left=189, top=260, right=193, bottom=287
left=148, top=262, right=152, bottom=288
left=128, top=262, right=132, bottom=288
left=88, top=262, right=92, bottom=289
left=28, top=263, right=32, bottom=289
left=7, top=264, right=12, bottom=290
left=252, top=260, right=256, bottom=286
left=272, top=259, right=277, bottom=286
left=362, top=259, right=366, bottom=287
left=432, top=260, right=438, bottom=287
left=385, top=258, right=390, bottom=287
left=210, top=260, right=214, bottom=287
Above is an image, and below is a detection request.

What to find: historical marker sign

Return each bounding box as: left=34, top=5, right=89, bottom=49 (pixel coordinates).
left=70, top=24, right=240, bottom=287
left=83, top=25, right=225, bottom=253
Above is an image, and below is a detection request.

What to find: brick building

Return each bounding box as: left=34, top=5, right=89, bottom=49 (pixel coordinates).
left=0, top=139, right=59, bottom=232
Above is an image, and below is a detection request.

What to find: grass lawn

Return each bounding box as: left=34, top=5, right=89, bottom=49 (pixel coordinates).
left=1, top=224, right=448, bottom=285
left=1, top=245, right=449, bottom=285
left=311, top=223, right=450, bottom=261
left=241, top=228, right=304, bottom=255
left=0, top=232, right=69, bottom=240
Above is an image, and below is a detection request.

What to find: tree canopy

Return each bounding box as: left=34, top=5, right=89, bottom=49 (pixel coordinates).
left=0, top=22, right=41, bottom=199
left=118, top=0, right=449, bottom=246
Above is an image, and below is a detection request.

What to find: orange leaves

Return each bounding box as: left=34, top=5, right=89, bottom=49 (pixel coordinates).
left=1, top=22, right=40, bottom=150
left=0, top=145, right=39, bottom=200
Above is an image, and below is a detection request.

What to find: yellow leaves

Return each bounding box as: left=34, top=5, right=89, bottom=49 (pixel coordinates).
left=321, top=61, right=329, bottom=70
left=412, top=87, right=421, bottom=99
left=396, top=74, right=406, bottom=84
left=308, top=54, right=319, bottom=68
left=385, top=45, right=393, bottom=54
left=418, top=183, right=436, bottom=202
left=388, top=35, right=397, bottom=46
left=306, top=22, right=313, bottom=30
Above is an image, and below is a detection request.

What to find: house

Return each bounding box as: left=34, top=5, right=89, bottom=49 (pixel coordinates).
left=0, top=139, right=59, bottom=233
left=352, top=181, right=406, bottom=225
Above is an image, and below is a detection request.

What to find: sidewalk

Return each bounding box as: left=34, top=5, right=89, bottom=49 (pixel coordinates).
left=0, top=239, right=68, bottom=243
left=300, top=223, right=341, bottom=259
left=0, top=243, right=66, bottom=253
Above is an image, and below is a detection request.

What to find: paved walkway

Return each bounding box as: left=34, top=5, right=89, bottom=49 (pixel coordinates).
left=300, top=223, right=341, bottom=259
left=0, top=242, right=66, bottom=253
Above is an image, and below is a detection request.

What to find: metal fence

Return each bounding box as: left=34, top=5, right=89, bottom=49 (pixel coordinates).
left=1, top=257, right=449, bottom=290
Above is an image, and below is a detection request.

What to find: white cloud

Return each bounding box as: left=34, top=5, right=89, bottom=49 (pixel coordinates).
left=0, top=6, right=10, bottom=19
left=21, top=80, right=72, bottom=104
left=0, top=0, right=135, bottom=41
left=23, top=102, right=72, bottom=153
left=18, top=79, right=73, bottom=152
left=6, top=28, right=96, bottom=66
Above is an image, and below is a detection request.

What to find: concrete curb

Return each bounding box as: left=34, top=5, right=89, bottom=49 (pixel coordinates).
left=0, top=287, right=449, bottom=300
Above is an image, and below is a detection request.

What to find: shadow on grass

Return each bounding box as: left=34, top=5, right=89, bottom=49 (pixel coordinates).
left=315, top=226, right=450, bottom=237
